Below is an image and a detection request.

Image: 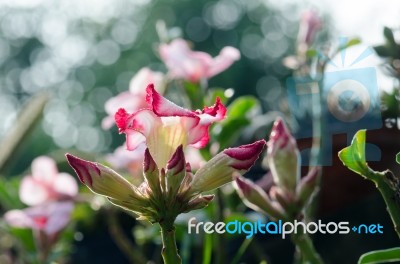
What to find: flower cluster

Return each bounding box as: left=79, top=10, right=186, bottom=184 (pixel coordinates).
left=67, top=84, right=265, bottom=224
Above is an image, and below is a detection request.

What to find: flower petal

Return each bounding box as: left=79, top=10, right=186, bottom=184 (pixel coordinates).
left=65, top=154, right=144, bottom=202
left=159, top=39, right=239, bottom=82
left=146, top=84, right=196, bottom=117
left=189, top=140, right=266, bottom=194
left=52, top=173, right=79, bottom=198
left=129, top=67, right=165, bottom=95
left=102, top=92, right=146, bottom=129
left=4, top=202, right=74, bottom=235
left=4, top=209, right=34, bottom=229
left=41, top=201, right=74, bottom=235
left=31, top=156, right=58, bottom=183
left=159, top=39, right=212, bottom=82
left=19, top=176, right=51, bottom=206
left=206, top=46, right=240, bottom=78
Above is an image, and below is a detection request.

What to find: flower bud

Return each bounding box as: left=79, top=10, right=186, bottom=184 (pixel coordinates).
left=235, top=175, right=285, bottom=220
left=66, top=154, right=144, bottom=202
left=165, top=145, right=186, bottom=200
left=266, top=118, right=300, bottom=193
left=183, top=195, right=214, bottom=213
left=143, top=148, right=162, bottom=198
left=296, top=167, right=320, bottom=208
left=189, top=140, right=266, bottom=195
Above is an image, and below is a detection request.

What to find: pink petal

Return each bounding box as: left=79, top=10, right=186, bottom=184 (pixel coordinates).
left=42, top=201, right=74, bottom=235
left=129, top=67, right=165, bottom=95
left=31, top=156, right=58, bottom=183
left=106, top=143, right=146, bottom=170
left=102, top=92, right=147, bottom=129
left=4, top=209, right=34, bottom=229
left=19, top=176, right=51, bottom=206
left=224, top=140, right=266, bottom=170
left=207, top=46, right=240, bottom=78
left=4, top=202, right=74, bottom=236
left=188, top=97, right=227, bottom=148
left=146, top=84, right=196, bottom=117
left=115, top=108, right=157, bottom=150
left=52, top=173, right=79, bottom=198
left=159, top=39, right=213, bottom=82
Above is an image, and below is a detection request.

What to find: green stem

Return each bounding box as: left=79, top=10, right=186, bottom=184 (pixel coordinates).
left=160, top=223, right=182, bottom=264
left=371, top=171, right=400, bottom=238
left=291, top=231, right=323, bottom=264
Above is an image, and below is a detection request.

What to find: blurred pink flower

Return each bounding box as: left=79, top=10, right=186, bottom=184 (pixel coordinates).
left=297, top=10, right=322, bottom=47
left=19, top=156, right=78, bottom=206
left=4, top=201, right=74, bottom=235
left=105, top=143, right=146, bottom=176
left=102, top=67, right=166, bottom=129
left=159, top=38, right=240, bottom=82
left=115, top=84, right=226, bottom=168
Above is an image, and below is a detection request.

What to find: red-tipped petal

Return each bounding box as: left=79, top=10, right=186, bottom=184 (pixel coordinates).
left=268, top=117, right=290, bottom=148
left=144, top=148, right=157, bottom=173
left=224, top=140, right=266, bottom=170
left=146, top=84, right=196, bottom=117
left=65, top=154, right=98, bottom=186
left=167, top=145, right=185, bottom=175
left=189, top=140, right=266, bottom=194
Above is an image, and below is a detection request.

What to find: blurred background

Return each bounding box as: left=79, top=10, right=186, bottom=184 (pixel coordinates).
left=0, top=0, right=400, bottom=263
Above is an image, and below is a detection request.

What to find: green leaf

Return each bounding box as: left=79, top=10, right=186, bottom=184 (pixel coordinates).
left=213, top=96, right=260, bottom=150
left=341, top=38, right=361, bottom=50
left=396, top=153, right=400, bottom=165
left=338, top=130, right=370, bottom=177
left=384, top=27, right=396, bottom=45
left=9, top=228, right=36, bottom=253
left=183, top=81, right=203, bottom=110
left=358, top=247, right=400, bottom=264
left=227, top=96, right=259, bottom=119
left=0, top=177, right=24, bottom=210
left=206, top=88, right=232, bottom=105
left=373, top=45, right=391, bottom=57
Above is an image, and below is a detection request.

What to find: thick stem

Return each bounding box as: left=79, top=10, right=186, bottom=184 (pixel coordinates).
left=291, top=232, right=323, bottom=264
left=160, top=223, right=182, bottom=264
left=373, top=172, right=400, bottom=239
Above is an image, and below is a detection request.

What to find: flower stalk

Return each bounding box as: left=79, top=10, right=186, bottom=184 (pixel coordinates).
left=160, top=222, right=182, bottom=264
left=291, top=231, right=323, bottom=264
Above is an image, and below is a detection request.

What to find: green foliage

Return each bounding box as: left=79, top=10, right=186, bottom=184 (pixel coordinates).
left=0, top=177, right=24, bottom=210
left=338, top=130, right=370, bottom=177
left=358, top=247, right=400, bottom=264
left=396, top=152, right=400, bottom=165
left=213, top=96, right=260, bottom=150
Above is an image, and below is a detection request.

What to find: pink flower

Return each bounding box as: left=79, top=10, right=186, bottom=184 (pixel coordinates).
left=159, top=38, right=240, bottom=82
left=297, top=10, right=322, bottom=47
left=105, top=143, right=146, bottom=176
left=102, top=68, right=165, bottom=129
left=115, top=84, right=227, bottom=169
left=19, top=156, right=78, bottom=206
left=4, top=201, right=74, bottom=235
